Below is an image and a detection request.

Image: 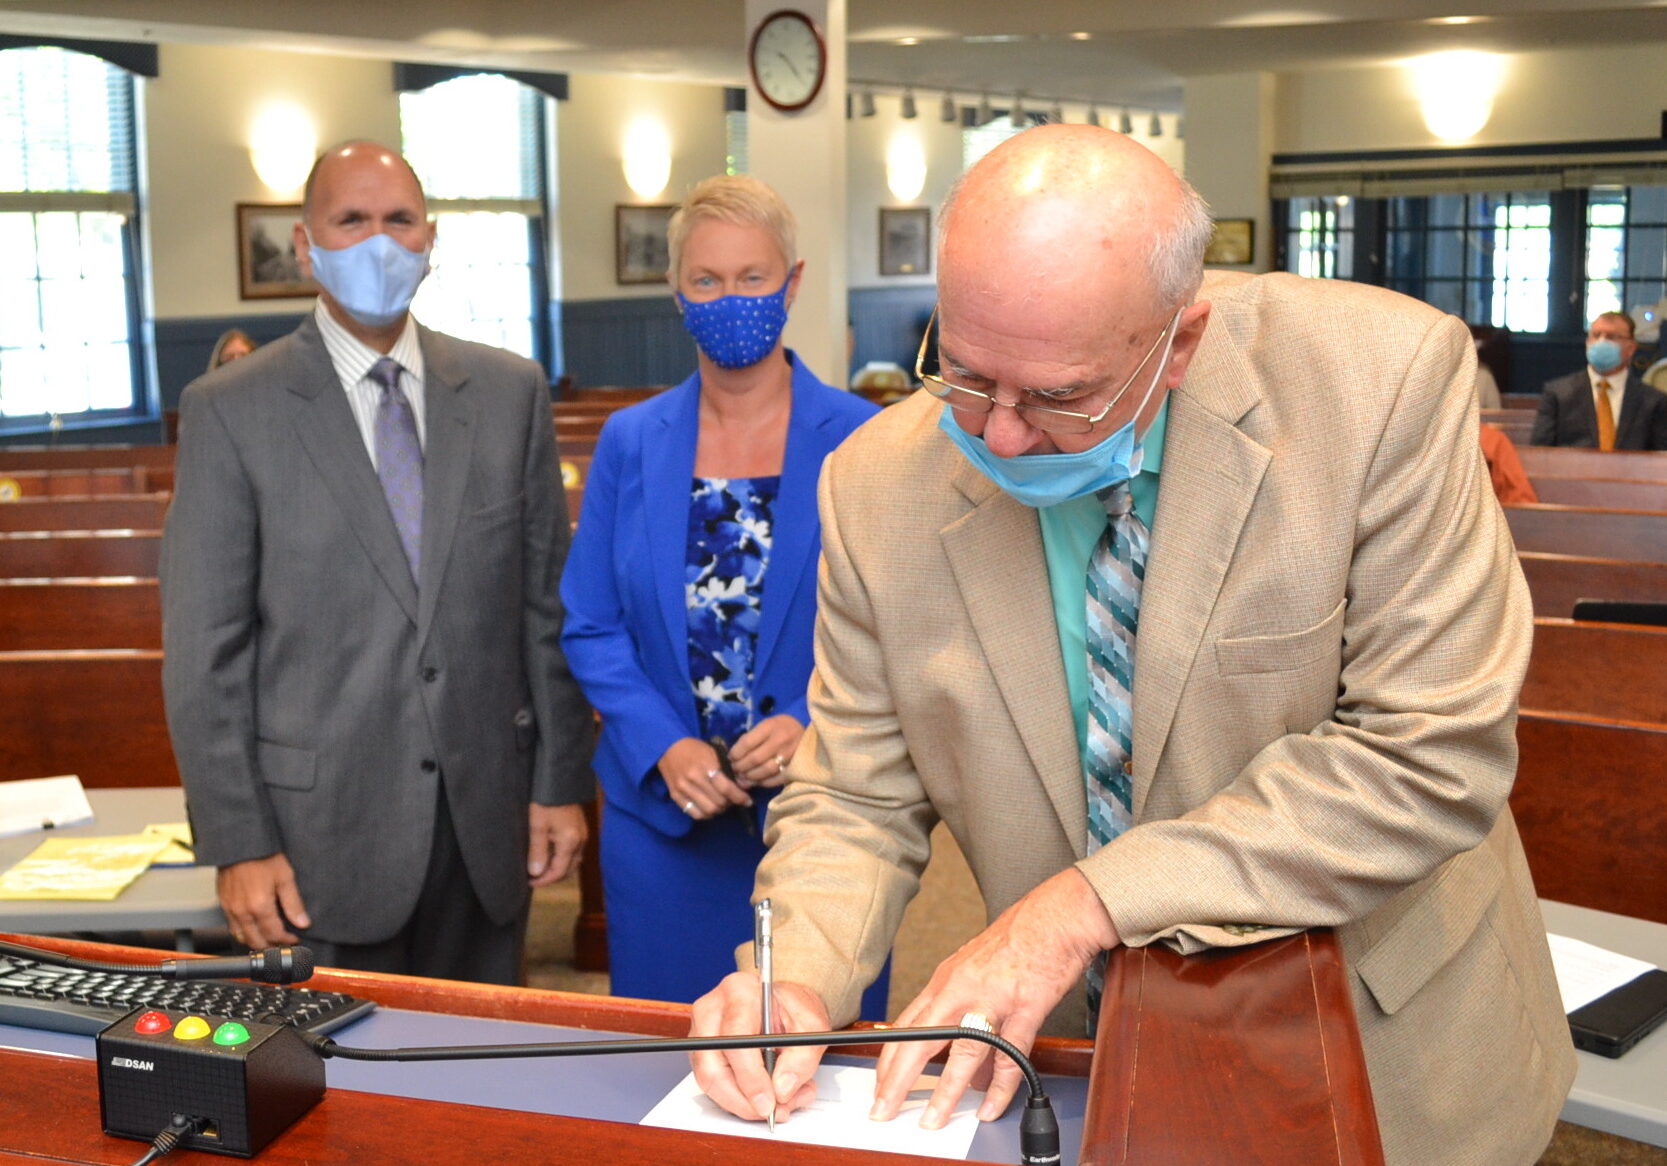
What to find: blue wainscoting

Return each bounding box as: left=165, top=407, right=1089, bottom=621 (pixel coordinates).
left=850, top=286, right=936, bottom=383
left=561, top=296, right=694, bottom=389
left=155, top=312, right=310, bottom=408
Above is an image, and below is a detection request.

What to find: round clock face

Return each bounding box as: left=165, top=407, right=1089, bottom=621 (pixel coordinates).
left=749, top=10, right=827, bottom=112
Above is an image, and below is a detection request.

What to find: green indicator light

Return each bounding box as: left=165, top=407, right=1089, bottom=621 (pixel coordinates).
left=212, top=1022, right=251, bottom=1046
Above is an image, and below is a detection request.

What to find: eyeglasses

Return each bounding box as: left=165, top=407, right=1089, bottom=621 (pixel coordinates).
left=914, top=304, right=1177, bottom=435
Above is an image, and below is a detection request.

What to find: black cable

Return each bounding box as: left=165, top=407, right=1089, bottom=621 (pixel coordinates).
left=301, top=1024, right=1061, bottom=1166
left=126, top=1114, right=205, bottom=1166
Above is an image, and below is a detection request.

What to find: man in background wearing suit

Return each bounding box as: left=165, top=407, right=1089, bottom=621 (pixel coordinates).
left=691, top=125, right=1573, bottom=1165
left=162, top=142, right=593, bottom=983
left=1531, top=310, right=1667, bottom=449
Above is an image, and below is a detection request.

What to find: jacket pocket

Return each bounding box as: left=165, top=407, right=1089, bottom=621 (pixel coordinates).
left=1355, top=844, right=1504, bottom=1016
left=256, top=739, right=317, bottom=791
left=1214, top=598, right=1346, bottom=676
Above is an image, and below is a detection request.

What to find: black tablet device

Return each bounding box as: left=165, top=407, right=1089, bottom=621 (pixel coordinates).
left=1568, top=967, right=1667, bottom=1059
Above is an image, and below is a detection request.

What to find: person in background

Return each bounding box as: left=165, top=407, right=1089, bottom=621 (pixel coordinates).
left=1480, top=423, right=1538, bottom=505
left=207, top=328, right=257, bottom=370
left=560, top=175, right=885, bottom=1012
left=1531, top=310, right=1667, bottom=449
left=163, top=142, right=594, bottom=984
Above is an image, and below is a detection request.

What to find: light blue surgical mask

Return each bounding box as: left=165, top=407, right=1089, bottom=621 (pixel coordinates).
left=1586, top=338, right=1625, bottom=374
left=676, top=279, right=792, bottom=370
left=306, top=230, right=431, bottom=328
left=936, top=319, right=1177, bottom=509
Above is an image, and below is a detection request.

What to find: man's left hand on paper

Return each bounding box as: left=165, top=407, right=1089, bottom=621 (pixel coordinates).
left=871, top=867, right=1120, bottom=1130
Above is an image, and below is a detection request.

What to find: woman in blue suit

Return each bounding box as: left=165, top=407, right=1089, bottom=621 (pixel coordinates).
left=561, top=176, right=885, bottom=1010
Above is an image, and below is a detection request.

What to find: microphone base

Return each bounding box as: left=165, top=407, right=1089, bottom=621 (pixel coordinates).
left=97, top=1007, right=324, bottom=1157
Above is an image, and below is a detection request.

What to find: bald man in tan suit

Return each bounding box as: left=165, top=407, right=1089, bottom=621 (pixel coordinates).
left=691, top=126, right=1574, bottom=1166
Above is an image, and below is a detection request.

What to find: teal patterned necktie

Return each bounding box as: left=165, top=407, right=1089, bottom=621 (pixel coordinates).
left=1083, top=478, right=1147, bottom=1020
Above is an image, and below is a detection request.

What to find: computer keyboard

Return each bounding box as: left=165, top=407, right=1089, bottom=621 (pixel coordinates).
left=0, top=952, right=375, bottom=1036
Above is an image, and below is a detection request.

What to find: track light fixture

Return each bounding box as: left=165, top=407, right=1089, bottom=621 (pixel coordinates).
left=941, top=91, right=957, bottom=122
left=1010, top=93, right=1024, bottom=128
left=1119, top=108, right=1134, bottom=135
left=901, top=88, right=917, bottom=119
left=1087, top=106, right=1101, bottom=127
left=1148, top=110, right=1163, bottom=136
left=861, top=89, right=877, bottom=118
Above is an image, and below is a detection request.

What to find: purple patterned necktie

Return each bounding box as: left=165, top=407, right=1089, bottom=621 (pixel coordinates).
left=369, top=356, right=422, bottom=580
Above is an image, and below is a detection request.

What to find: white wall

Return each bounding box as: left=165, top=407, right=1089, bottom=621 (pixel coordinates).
left=845, top=93, right=961, bottom=290
left=145, top=43, right=399, bottom=319
left=555, top=72, right=729, bottom=302
left=1275, top=41, right=1667, bottom=154
left=1185, top=73, right=1274, bottom=273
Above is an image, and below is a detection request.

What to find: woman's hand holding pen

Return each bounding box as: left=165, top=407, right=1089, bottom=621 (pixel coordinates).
left=659, top=737, right=752, bottom=820
left=729, top=715, right=806, bottom=788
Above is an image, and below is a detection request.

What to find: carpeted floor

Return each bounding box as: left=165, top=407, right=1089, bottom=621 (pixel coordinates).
left=526, top=823, right=1666, bottom=1166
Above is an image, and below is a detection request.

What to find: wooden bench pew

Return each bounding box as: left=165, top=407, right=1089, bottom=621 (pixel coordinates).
left=558, top=386, right=665, bottom=405
left=1504, top=503, right=1667, bottom=562
left=1516, top=446, right=1667, bottom=482
left=0, top=650, right=176, bottom=788
left=1523, top=618, right=1667, bottom=725
left=1519, top=551, right=1667, bottom=618
left=0, top=444, right=175, bottom=473
left=1480, top=409, right=1533, bottom=444
left=0, top=579, right=162, bottom=651
left=0, top=531, right=162, bottom=579
left=0, top=468, right=158, bottom=497
left=0, top=494, right=169, bottom=532
left=1511, top=711, right=1667, bottom=926
left=1530, top=476, right=1667, bottom=511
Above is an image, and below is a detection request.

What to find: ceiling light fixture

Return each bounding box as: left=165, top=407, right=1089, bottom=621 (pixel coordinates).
left=1050, top=100, right=1065, bottom=124
left=901, top=88, right=918, bottom=118
left=941, top=91, right=957, bottom=122
left=977, top=92, right=993, bottom=125
left=861, top=89, right=877, bottom=118
left=1148, top=111, right=1164, bottom=136
left=1010, top=93, right=1025, bottom=128
left=1119, top=108, right=1134, bottom=135
left=1087, top=106, right=1101, bottom=127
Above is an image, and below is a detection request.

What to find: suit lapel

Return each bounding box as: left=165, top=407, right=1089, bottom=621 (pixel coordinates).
left=1131, top=322, right=1270, bottom=819
left=287, top=320, right=419, bottom=624
left=940, top=461, right=1087, bottom=855
left=645, top=382, right=701, bottom=682
left=753, top=373, right=824, bottom=679
left=415, top=328, right=479, bottom=642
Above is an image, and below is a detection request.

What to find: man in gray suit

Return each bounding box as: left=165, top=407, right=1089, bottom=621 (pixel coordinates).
left=1530, top=310, right=1667, bottom=449
left=162, top=142, right=593, bottom=983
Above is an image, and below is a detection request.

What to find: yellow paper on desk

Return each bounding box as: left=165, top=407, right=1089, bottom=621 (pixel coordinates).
left=0, top=833, right=173, bottom=900
left=142, top=822, right=195, bottom=866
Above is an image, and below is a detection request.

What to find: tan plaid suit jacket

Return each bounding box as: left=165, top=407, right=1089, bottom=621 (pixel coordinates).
left=754, top=271, right=1575, bottom=1165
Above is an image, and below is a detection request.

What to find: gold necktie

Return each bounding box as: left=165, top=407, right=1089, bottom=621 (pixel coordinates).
left=1596, top=379, right=1616, bottom=451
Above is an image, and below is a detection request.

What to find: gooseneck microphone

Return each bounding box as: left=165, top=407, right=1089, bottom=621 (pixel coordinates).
left=0, top=937, right=315, bottom=984
left=301, top=1023, right=1062, bottom=1166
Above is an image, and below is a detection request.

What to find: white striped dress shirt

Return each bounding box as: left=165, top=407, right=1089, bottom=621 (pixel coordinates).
left=312, top=300, right=428, bottom=469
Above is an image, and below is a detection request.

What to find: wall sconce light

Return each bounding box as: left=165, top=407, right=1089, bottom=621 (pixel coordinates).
left=886, top=131, right=927, bottom=203
left=1410, top=50, right=1505, bottom=141
left=901, top=88, right=917, bottom=119
left=1118, top=108, right=1134, bottom=135
left=1148, top=111, right=1164, bottom=137
left=248, top=102, right=317, bottom=196
left=622, top=117, right=672, bottom=199
left=941, top=91, right=957, bottom=122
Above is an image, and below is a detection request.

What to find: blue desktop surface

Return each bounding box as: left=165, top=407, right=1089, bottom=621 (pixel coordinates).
left=1, top=1007, right=1089, bottom=1164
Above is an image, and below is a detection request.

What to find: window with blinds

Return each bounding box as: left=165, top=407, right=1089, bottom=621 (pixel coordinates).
left=0, top=45, right=143, bottom=428
left=399, top=73, right=551, bottom=365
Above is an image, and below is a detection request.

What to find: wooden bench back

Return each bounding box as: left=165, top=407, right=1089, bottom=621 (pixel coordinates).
left=0, top=468, right=159, bottom=497
left=1523, top=618, right=1667, bottom=725
left=0, top=531, right=162, bottom=579
left=0, top=495, right=170, bottom=532
left=1516, top=446, right=1667, bottom=482
left=1505, top=503, right=1667, bottom=561
left=1512, top=712, right=1667, bottom=925
left=1519, top=551, right=1667, bottom=618
left=0, top=579, right=162, bottom=651
left=0, top=445, right=175, bottom=472
left=1530, top=476, right=1667, bottom=511
left=0, top=650, right=176, bottom=788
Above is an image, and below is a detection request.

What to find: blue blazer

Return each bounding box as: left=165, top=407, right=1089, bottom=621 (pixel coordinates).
left=561, top=353, right=879, bottom=838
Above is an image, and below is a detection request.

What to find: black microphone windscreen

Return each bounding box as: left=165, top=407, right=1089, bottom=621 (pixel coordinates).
left=249, top=946, right=315, bottom=984
left=288, top=946, right=316, bottom=982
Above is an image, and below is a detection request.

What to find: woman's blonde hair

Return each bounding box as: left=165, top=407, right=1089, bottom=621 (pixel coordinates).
left=666, top=175, right=797, bottom=279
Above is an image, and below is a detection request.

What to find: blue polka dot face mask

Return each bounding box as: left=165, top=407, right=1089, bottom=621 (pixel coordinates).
left=676, top=279, right=791, bottom=370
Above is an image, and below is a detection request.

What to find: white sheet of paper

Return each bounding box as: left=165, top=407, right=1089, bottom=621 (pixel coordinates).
left=640, top=1065, right=982, bottom=1160
left=1547, top=932, right=1657, bottom=1013
left=0, top=775, right=93, bottom=839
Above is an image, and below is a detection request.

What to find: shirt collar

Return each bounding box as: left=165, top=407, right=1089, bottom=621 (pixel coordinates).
left=313, top=299, right=425, bottom=386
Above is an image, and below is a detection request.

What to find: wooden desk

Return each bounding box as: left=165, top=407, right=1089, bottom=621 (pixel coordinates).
left=0, top=931, right=1380, bottom=1165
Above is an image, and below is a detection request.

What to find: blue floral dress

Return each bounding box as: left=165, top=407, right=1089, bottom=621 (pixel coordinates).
left=685, top=475, right=779, bottom=744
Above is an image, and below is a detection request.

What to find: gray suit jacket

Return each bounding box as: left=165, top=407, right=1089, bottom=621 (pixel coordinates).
left=1530, top=368, right=1667, bottom=449
left=161, top=317, right=593, bottom=943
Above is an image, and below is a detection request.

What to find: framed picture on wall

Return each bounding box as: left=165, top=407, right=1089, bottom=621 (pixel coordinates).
left=236, top=203, right=318, bottom=300
left=879, top=207, right=931, bottom=276
left=1203, top=218, right=1255, bottom=266
left=615, top=204, right=676, bottom=285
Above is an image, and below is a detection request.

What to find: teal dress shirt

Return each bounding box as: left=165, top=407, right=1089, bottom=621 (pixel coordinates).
left=1037, top=400, right=1169, bottom=762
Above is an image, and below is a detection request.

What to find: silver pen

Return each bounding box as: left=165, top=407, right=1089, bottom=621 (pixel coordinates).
left=754, top=898, right=777, bottom=1134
